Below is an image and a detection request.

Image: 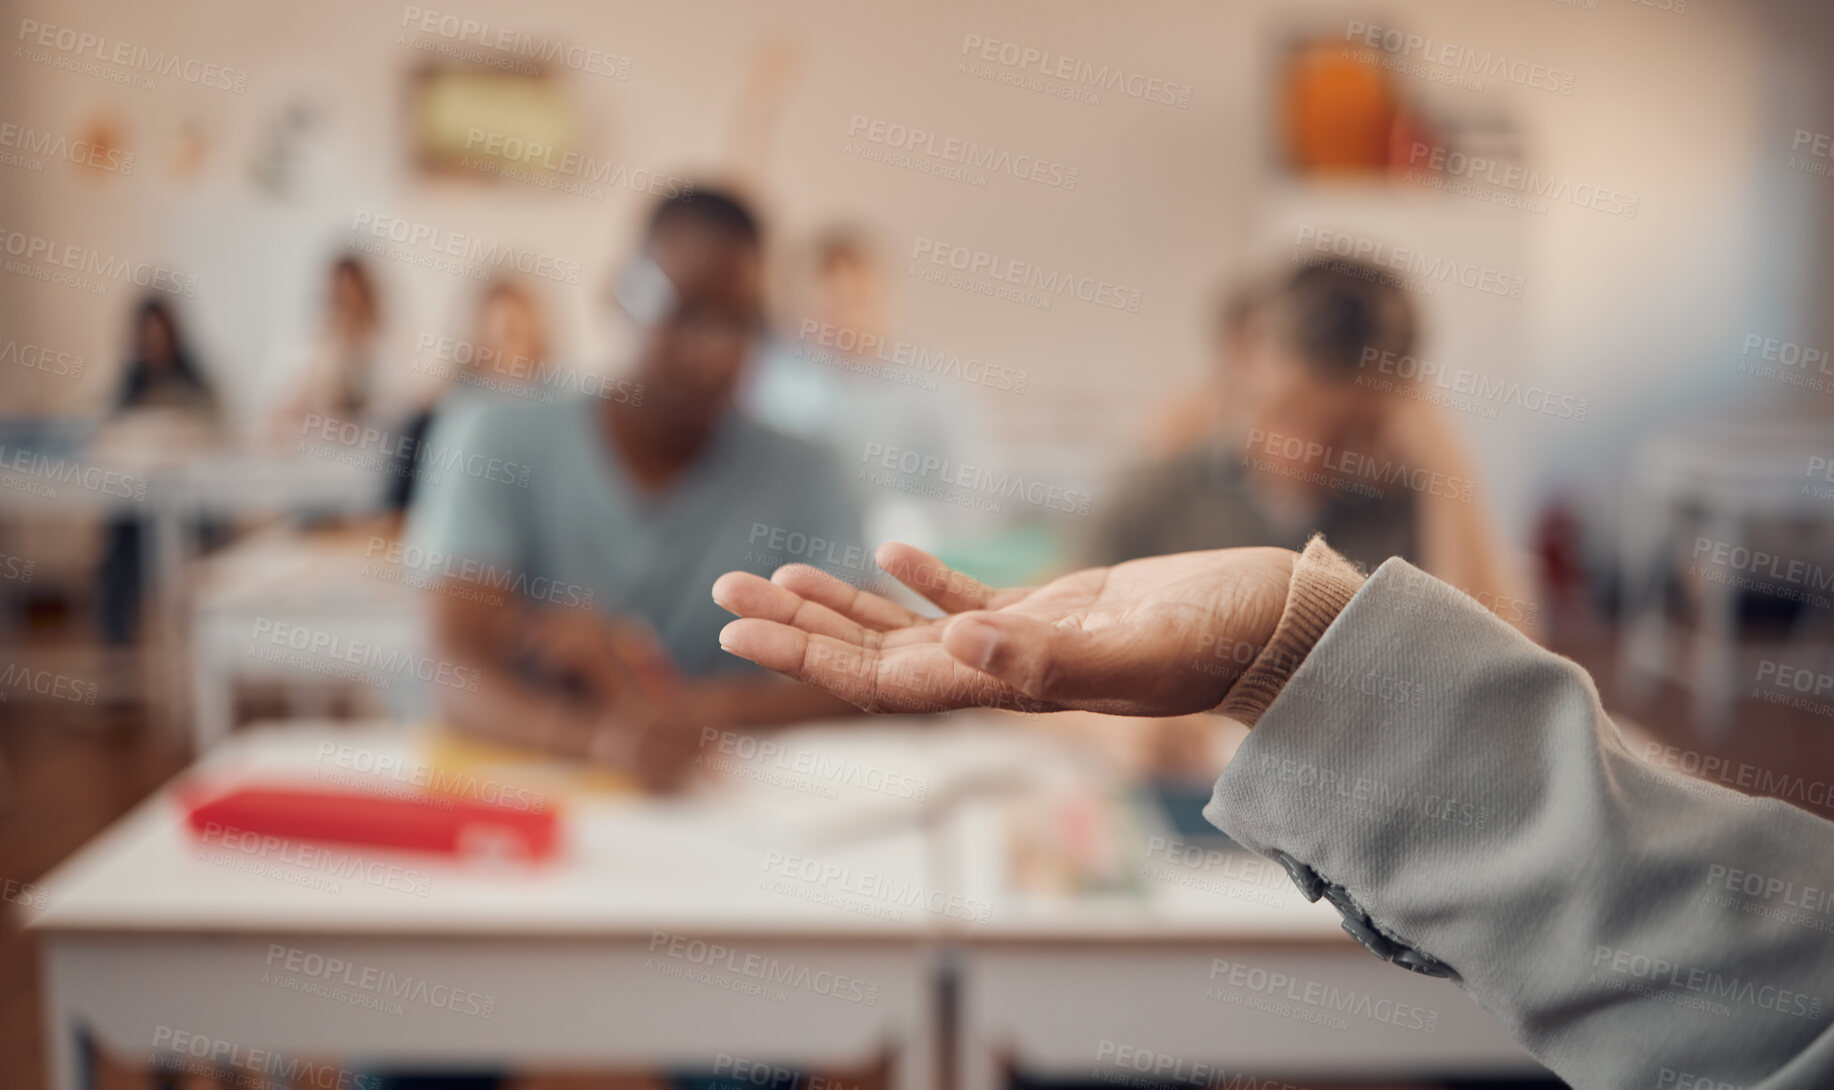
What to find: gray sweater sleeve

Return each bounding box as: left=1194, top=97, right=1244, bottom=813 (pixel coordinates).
left=1203, top=557, right=1834, bottom=1090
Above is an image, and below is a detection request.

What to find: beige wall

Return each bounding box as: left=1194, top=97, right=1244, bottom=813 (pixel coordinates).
left=1, top=0, right=1828, bottom=542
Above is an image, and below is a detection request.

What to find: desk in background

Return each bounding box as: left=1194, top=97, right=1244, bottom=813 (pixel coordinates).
left=27, top=717, right=1549, bottom=1090
left=190, top=528, right=426, bottom=752
left=27, top=722, right=946, bottom=1090
left=1619, top=422, right=1834, bottom=733
left=0, top=433, right=388, bottom=729
left=941, top=779, right=1542, bottom=1089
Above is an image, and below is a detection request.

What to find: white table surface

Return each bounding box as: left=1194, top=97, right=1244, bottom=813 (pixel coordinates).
left=27, top=720, right=989, bottom=1090
left=28, top=722, right=956, bottom=938
left=188, top=532, right=429, bottom=751
left=932, top=724, right=1545, bottom=1087
left=26, top=715, right=1550, bottom=1089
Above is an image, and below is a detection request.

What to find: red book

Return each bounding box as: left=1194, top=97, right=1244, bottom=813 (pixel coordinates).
left=183, top=783, right=559, bottom=861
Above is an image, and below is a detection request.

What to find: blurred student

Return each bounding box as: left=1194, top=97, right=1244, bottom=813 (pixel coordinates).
left=743, top=227, right=963, bottom=548
left=1141, top=279, right=1266, bottom=458
left=442, top=277, right=551, bottom=402
left=95, top=298, right=222, bottom=644
left=403, top=188, right=862, bottom=792
left=384, top=279, right=550, bottom=515
left=108, top=298, right=219, bottom=418
left=1084, top=257, right=1532, bottom=633
left=269, top=254, right=387, bottom=436
left=743, top=227, right=889, bottom=439
left=717, top=49, right=967, bottom=551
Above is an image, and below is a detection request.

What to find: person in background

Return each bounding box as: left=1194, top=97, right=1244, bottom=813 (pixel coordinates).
left=447, top=277, right=550, bottom=404
left=1141, top=278, right=1267, bottom=459
left=742, top=226, right=889, bottom=440
left=718, top=45, right=968, bottom=554
left=1084, top=256, right=1533, bottom=635
left=384, top=279, right=551, bottom=517
left=742, top=226, right=963, bottom=550
left=95, top=297, right=222, bottom=644
left=403, top=187, right=862, bottom=794
left=269, top=254, right=387, bottom=435
left=108, top=298, right=219, bottom=417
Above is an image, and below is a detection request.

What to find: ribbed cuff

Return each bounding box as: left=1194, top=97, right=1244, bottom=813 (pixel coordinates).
left=1218, top=535, right=1367, bottom=727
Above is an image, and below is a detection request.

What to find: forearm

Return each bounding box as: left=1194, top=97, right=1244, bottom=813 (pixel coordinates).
left=436, top=655, right=599, bottom=757
left=1210, top=546, right=1834, bottom=1088
left=427, top=585, right=599, bottom=755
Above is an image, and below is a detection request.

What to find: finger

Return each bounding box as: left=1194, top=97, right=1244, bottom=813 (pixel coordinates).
left=718, top=618, right=1050, bottom=714
left=768, top=563, right=924, bottom=630
left=715, top=618, right=902, bottom=710
left=874, top=543, right=1004, bottom=614
left=711, top=571, right=881, bottom=645
left=940, top=611, right=1200, bottom=714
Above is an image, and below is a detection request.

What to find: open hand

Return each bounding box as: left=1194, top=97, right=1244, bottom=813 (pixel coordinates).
left=711, top=543, right=1294, bottom=717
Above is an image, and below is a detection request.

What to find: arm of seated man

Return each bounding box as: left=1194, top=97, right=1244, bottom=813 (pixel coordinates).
left=424, top=579, right=608, bottom=761
left=686, top=671, right=859, bottom=729
left=427, top=577, right=855, bottom=788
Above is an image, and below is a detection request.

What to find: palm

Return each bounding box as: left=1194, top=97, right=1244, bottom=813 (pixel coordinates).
left=712, top=543, right=1293, bottom=717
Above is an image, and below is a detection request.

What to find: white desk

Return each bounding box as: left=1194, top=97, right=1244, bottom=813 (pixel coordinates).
left=28, top=716, right=1554, bottom=1090
left=939, top=728, right=1546, bottom=1089
left=190, top=530, right=426, bottom=752
left=27, top=723, right=945, bottom=1090
left=1619, top=423, right=1834, bottom=733
left=156, top=453, right=390, bottom=733
left=0, top=427, right=175, bottom=713
left=0, top=438, right=387, bottom=729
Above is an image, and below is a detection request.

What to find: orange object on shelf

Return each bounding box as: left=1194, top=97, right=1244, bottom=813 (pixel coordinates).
left=1281, top=40, right=1401, bottom=175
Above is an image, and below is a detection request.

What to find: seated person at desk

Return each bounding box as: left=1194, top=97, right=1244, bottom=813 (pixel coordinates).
left=743, top=226, right=967, bottom=549
left=384, top=278, right=553, bottom=517
left=1084, top=258, right=1532, bottom=634
left=94, top=296, right=224, bottom=645
left=1140, top=278, right=1265, bottom=460
left=270, top=254, right=389, bottom=433
left=404, top=188, right=861, bottom=791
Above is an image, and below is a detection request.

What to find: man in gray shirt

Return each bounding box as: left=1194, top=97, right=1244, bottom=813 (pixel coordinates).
left=406, top=189, right=863, bottom=788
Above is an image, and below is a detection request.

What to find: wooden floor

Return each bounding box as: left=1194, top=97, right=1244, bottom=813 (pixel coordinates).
left=4, top=618, right=1829, bottom=1090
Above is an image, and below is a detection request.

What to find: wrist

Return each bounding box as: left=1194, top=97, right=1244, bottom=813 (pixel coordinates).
left=1248, top=547, right=1298, bottom=657
left=1206, top=547, right=1297, bottom=693
left=1219, top=537, right=1365, bottom=727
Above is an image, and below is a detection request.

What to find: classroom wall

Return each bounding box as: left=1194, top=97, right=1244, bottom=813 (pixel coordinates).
left=1, top=0, right=1828, bottom=550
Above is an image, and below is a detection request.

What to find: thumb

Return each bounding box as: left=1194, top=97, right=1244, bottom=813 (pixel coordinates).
left=941, top=612, right=1101, bottom=705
